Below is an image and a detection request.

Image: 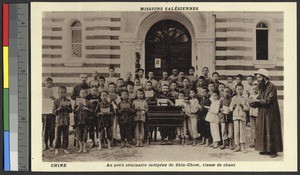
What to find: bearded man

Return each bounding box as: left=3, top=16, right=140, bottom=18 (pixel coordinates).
left=250, top=69, right=283, bottom=158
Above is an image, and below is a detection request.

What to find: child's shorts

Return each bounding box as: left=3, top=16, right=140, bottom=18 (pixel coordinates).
left=98, top=114, right=113, bottom=128
left=88, top=115, right=97, bottom=125
left=76, top=124, right=88, bottom=142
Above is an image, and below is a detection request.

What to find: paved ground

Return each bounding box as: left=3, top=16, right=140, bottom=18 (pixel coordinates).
left=43, top=126, right=283, bottom=162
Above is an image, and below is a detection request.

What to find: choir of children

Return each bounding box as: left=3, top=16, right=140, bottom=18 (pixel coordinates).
left=43, top=66, right=259, bottom=156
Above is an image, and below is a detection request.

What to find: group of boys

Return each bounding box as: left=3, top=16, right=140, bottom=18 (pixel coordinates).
left=42, top=66, right=259, bottom=155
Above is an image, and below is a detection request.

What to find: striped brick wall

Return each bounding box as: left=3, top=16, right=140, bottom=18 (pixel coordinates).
left=42, top=12, right=284, bottom=107
left=214, top=12, right=283, bottom=106
left=42, top=12, right=121, bottom=95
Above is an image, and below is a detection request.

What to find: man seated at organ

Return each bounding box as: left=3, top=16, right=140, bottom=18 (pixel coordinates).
left=157, top=84, right=175, bottom=145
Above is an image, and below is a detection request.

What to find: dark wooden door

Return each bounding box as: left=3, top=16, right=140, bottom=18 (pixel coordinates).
left=145, top=20, right=191, bottom=80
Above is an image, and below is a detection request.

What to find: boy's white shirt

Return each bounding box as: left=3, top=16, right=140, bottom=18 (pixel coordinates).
left=196, top=86, right=205, bottom=93
left=189, top=98, right=201, bottom=113
left=133, top=99, right=147, bottom=111
left=209, top=95, right=214, bottom=102
left=204, top=98, right=220, bottom=123
left=225, top=82, right=235, bottom=91
left=175, top=98, right=184, bottom=106
left=147, top=79, right=159, bottom=89
left=208, top=98, right=220, bottom=114
left=229, top=95, right=250, bottom=120
left=88, top=77, right=99, bottom=85
left=139, top=77, right=147, bottom=87
left=187, top=75, right=198, bottom=86
left=42, top=98, right=54, bottom=114
left=98, top=85, right=108, bottom=92
left=43, top=86, right=58, bottom=99
left=42, top=87, right=56, bottom=114
left=106, top=77, right=118, bottom=86
left=182, top=98, right=202, bottom=116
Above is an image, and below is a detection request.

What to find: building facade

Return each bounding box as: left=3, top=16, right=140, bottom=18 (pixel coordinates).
left=42, top=11, right=283, bottom=106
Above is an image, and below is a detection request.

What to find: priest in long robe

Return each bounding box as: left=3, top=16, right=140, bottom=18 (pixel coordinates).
left=250, top=69, right=283, bottom=158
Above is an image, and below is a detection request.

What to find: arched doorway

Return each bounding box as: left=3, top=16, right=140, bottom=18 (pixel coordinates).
left=145, top=20, right=191, bottom=80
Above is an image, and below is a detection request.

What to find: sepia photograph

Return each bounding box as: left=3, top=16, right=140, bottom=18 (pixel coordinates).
left=31, top=2, right=297, bottom=172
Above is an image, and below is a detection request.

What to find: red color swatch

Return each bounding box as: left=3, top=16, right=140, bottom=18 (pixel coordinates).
left=3, top=4, right=9, bottom=46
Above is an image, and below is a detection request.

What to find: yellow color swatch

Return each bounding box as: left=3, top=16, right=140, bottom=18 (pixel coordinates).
left=3, top=46, right=9, bottom=88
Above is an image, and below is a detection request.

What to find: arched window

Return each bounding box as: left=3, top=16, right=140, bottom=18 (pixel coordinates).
left=145, top=20, right=191, bottom=77
left=146, top=20, right=190, bottom=43
left=70, top=20, right=82, bottom=58
left=256, top=22, right=268, bottom=60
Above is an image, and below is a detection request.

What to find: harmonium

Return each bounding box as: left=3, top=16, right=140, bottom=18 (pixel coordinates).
left=146, top=105, right=184, bottom=144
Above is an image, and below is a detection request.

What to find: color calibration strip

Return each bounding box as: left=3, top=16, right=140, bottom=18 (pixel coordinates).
left=9, top=4, right=19, bottom=171
left=3, top=3, right=29, bottom=171
left=3, top=3, right=10, bottom=171
left=17, top=4, right=29, bottom=171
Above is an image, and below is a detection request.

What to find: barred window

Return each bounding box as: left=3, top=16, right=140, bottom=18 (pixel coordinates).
left=256, top=22, right=268, bottom=60
left=146, top=20, right=190, bottom=43
left=70, top=20, right=82, bottom=58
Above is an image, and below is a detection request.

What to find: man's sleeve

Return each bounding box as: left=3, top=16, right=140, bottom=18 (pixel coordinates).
left=71, top=85, right=77, bottom=101
left=258, top=85, right=277, bottom=107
